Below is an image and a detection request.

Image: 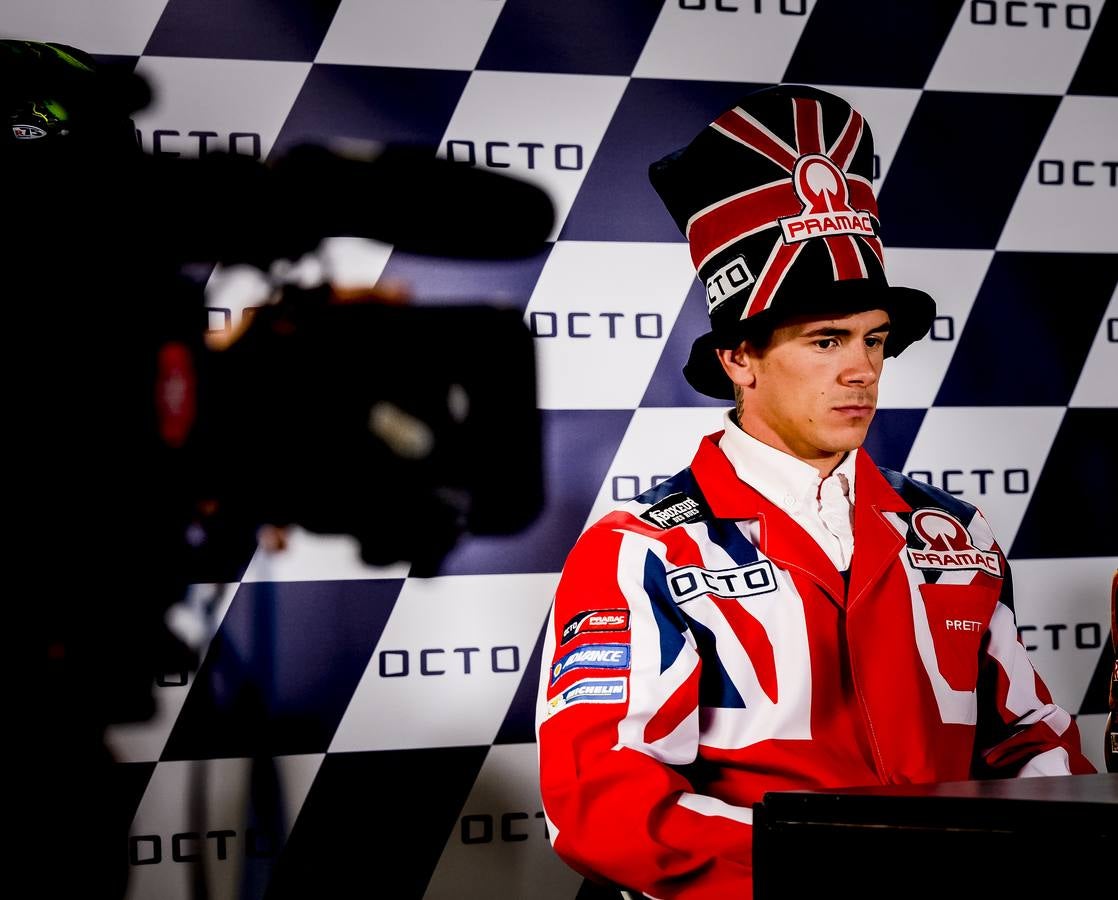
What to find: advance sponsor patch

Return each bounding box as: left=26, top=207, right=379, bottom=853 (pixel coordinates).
left=639, top=491, right=711, bottom=529
left=561, top=608, right=631, bottom=645
left=550, top=643, right=631, bottom=685
left=547, top=677, right=627, bottom=716
left=907, top=508, right=1003, bottom=578
left=666, top=559, right=778, bottom=605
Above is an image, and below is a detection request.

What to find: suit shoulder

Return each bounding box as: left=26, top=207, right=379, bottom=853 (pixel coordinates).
left=877, top=466, right=987, bottom=525
left=590, top=466, right=715, bottom=536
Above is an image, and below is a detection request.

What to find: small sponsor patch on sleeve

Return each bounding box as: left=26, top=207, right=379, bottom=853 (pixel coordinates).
left=550, top=642, right=631, bottom=685
left=547, top=677, right=627, bottom=717
left=560, top=609, right=631, bottom=645
left=638, top=492, right=711, bottom=529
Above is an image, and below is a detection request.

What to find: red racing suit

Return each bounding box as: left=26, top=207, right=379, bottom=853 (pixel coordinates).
left=536, top=433, right=1094, bottom=900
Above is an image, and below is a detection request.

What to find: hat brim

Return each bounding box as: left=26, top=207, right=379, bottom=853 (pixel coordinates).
left=683, top=282, right=936, bottom=401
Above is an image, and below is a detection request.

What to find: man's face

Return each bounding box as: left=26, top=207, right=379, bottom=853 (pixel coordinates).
left=719, top=308, right=890, bottom=469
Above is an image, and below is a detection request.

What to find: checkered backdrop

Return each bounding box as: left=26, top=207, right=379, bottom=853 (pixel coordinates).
left=9, top=1, right=1116, bottom=898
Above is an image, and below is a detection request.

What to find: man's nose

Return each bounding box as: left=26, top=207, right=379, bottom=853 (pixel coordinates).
left=840, top=342, right=879, bottom=386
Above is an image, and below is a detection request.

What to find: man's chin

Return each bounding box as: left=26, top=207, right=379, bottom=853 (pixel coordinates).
left=822, top=423, right=873, bottom=454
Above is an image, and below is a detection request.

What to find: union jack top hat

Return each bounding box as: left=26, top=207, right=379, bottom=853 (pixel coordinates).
left=649, top=84, right=936, bottom=400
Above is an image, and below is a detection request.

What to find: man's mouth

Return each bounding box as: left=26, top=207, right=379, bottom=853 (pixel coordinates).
left=832, top=404, right=875, bottom=418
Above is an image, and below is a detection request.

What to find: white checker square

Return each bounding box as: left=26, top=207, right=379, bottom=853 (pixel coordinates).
left=316, top=0, right=506, bottom=70
left=1008, top=555, right=1117, bottom=767
left=241, top=526, right=411, bottom=582
left=133, top=56, right=313, bottom=161
left=582, top=406, right=729, bottom=530
left=317, top=236, right=395, bottom=290
left=998, top=95, right=1118, bottom=253
left=438, top=70, right=629, bottom=240
left=105, top=674, right=193, bottom=764
left=823, top=85, right=922, bottom=189
left=3, top=0, right=171, bottom=56
left=926, top=0, right=1106, bottom=94
left=901, top=406, right=1065, bottom=551
left=527, top=241, right=697, bottom=410
left=1073, top=713, right=1109, bottom=775
left=329, top=573, right=558, bottom=752
left=634, top=0, right=817, bottom=82
left=424, top=744, right=585, bottom=900
left=205, top=263, right=274, bottom=336
left=125, top=754, right=323, bottom=900
left=876, top=249, right=993, bottom=409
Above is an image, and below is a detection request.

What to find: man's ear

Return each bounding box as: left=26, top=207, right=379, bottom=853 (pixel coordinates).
left=716, top=343, right=757, bottom=389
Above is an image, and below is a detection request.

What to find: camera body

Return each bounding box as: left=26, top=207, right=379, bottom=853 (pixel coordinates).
left=5, top=42, right=551, bottom=726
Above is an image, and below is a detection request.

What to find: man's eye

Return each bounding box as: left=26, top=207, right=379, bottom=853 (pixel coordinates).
left=815, top=338, right=838, bottom=349
left=865, top=337, right=884, bottom=349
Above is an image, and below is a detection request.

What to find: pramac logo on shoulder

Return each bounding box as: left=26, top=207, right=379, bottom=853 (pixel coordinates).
left=907, top=509, right=1003, bottom=578
left=778, top=154, right=875, bottom=244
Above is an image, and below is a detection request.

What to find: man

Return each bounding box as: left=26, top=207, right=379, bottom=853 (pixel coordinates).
left=535, top=85, right=1094, bottom=900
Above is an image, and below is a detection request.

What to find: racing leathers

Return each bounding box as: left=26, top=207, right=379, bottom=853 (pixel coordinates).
left=536, top=432, right=1094, bottom=900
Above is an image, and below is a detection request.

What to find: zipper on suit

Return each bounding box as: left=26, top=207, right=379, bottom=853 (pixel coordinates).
left=841, top=607, right=891, bottom=782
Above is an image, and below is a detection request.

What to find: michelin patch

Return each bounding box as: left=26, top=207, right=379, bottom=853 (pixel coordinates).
left=639, top=491, right=711, bottom=529
left=547, top=677, right=627, bottom=716
left=551, top=643, right=631, bottom=684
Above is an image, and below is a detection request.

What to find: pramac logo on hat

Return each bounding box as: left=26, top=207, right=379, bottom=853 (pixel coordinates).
left=779, top=154, right=875, bottom=245
left=907, top=509, right=1003, bottom=578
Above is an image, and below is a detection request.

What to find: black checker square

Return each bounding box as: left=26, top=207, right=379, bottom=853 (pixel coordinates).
left=272, top=64, right=469, bottom=157
left=90, top=53, right=141, bottom=71
left=877, top=91, right=1061, bottom=248
left=263, top=746, right=490, bottom=900
left=494, top=619, right=549, bottom=745
left=160, top=579, right=402, bottom=760
left=436, top=409, right=636, bottom=576
left=862, top=408, right=928, bottom=473
left=1078, top=637, right=1115, bottom=715
left=562, top=78, right=769, bottom=242
left=377, top=244, right=554, bottom=312
left=477, top=0, right=664, bottom=75
left=145, top=0, right=343, bottom=61
left=1069, top=0, right=1118, bottom=97
left=1011, top=408, right=1118, bottom=559
left=935, top=251, right=1118, bottom=407
left=783, top=0, right=964, bottom=89
left=641, top=278, right=729, bottom=408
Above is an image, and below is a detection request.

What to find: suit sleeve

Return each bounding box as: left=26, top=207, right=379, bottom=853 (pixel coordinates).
left=973, top=543, right=1096, bottom=777
left=536, top=520, right=753, bottom=900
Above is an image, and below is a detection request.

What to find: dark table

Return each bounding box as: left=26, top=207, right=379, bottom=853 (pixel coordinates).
left=753, top=773, right=1117, bottom=898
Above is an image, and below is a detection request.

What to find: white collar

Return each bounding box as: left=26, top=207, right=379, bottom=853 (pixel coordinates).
left=717, top=409, right=857, bottom=514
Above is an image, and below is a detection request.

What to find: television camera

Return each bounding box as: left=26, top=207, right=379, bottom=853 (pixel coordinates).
left=5, top=40, right=552, bottom=895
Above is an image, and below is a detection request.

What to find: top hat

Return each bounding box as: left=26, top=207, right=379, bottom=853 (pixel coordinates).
left=649, top=84, right=935, bottom=401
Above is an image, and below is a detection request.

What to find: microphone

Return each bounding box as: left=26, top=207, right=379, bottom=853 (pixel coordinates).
left=106, top=142, right=556, bottom=268
left=270, top=141, right=556, bottom=261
